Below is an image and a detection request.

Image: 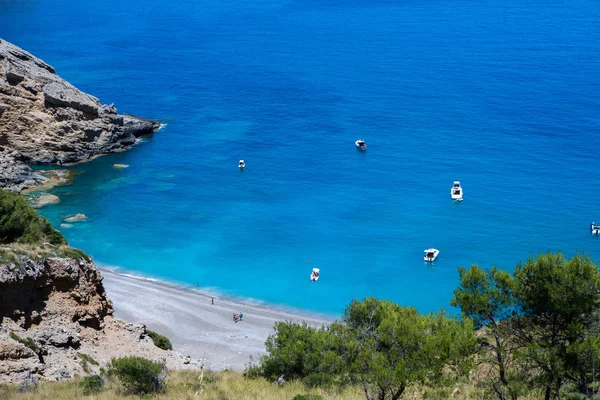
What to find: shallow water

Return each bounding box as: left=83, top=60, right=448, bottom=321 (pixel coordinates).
left=2, top=0, right=599, bottom=315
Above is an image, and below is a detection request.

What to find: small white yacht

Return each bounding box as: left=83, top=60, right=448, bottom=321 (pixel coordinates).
left=424, top=248, right=439, bottom=262
left=591, top=222, right=600, bottom=234
left=355, top=139, right=367, bottom=151
left=451, top=181, right=463, bottom=201
left=238, top=160, right=245, bottom=169
left=310, top=268, right=320, bottom=282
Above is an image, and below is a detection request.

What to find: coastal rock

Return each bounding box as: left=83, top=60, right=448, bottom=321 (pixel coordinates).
left=62, top=213, right=87, bottom=223
left=30, top=193, right=60, bottom=208
left=0, top=255, right=202, bottom=383
left=0, top=150, right=46, bottom=193
left=34, top=327, right=80, bottom=348
left=0, top=39, right=161, bottom=192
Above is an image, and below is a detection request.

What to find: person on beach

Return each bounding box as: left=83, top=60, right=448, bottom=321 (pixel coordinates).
left=211, top=297, right=214, bottom=305
left=239, top=312, right=243, bottom=321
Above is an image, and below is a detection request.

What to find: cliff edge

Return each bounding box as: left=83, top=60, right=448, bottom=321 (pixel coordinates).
left=0, top=256, right=201, bottom=384
left=0, top=38, right=161, bottom=192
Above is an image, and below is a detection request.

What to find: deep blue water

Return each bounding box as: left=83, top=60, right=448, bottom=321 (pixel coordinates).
left=2, top=0, right=599, bottom=316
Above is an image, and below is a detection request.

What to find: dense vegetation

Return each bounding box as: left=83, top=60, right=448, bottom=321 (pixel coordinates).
left=452, top=252, right=600, bottom=400
left=249, top=298, right=476, bottom=400
left=0, top=188, right=89, bottom=262
left=0, top=189, right=65, bottom=245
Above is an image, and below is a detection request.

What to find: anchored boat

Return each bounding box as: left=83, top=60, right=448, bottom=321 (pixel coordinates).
left=310, top=268, right=320, bottom=282
left=355, top=139, right=367, bottom=151
left=424, top=248, right=439, bottom=262
left=451, top=181, right=463, bottom=201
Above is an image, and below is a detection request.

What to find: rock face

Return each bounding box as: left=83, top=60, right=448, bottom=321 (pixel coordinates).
left=0, top=257, right=202, bottom=383
left=0, top=38, right=160, bottom=191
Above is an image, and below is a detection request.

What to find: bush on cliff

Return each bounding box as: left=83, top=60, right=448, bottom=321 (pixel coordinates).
left=147, top=329, right=173, bottom=351
left=0, top=189, right=65, bottom=245
left=109, top=356, right=165, bottom=394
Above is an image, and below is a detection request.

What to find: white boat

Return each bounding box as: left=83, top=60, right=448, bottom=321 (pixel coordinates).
left=310, top=268, right=320, bottom=282
left=591, top=222, right=600, bottom=234
left=451, top=181, right=463, bottom=201
left=238, top=160, right=245, bottom=169
left=355, top=139, right=367, bottom=151
left=424, top=248, right=439, bottom=262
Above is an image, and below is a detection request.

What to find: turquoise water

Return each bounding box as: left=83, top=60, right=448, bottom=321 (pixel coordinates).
left=2, top=0, right=599, bottom=315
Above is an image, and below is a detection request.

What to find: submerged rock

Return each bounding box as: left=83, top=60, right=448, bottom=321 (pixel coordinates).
left=59, top=223, right=73, bottom=229
left=112, top=163, right=129, bottom=169
left=62, top=213, right=87, bottom=223
left=30, top=193, right=60, bottom=208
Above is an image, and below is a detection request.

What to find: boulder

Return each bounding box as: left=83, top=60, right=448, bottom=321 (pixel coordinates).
left=62, top=214, right=87, bottom=223
left=34, top=327, right=80, bottom=348
left=30, top=193, right=60, bottom=208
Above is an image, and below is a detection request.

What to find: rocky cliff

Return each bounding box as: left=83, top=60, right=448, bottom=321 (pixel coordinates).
left=0, top=256, right=201, bottom=383
left=0, top=38, right=161, bottom=192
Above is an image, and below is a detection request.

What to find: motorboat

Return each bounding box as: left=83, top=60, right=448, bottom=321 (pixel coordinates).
left=238, top=160, right=245, bottom=169
left=355, top=139, right=367, bottom=151
left=310, top=268, right=320, bottom=282
left=424, top=248, right=439, bottom=262
left=451, top=181, right=463, bottom=201
left=591, top=222, right=600, bottom=234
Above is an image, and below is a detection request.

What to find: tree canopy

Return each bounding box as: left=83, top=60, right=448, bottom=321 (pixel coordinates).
left=254, top=298, right=476, bottom=400
left=452, top=252, right=600, bottom=400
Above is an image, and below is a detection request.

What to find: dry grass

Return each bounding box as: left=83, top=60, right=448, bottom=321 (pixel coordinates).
left=0, top=243, right=89, bottom=264
left=0, top=368, right=548, bottom=400
left=0, top=370, right=364, bottom=400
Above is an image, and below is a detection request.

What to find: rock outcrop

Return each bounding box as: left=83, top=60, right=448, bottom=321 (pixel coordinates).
left=0, top=38, right=160, bottom=191
left=0, top=257, right=202, bottom=383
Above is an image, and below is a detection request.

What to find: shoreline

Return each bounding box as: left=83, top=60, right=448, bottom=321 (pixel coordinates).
left=100, top=268, right=334, bottom=371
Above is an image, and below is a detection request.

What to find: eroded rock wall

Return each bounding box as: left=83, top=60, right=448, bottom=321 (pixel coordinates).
left=0, top=257, right=201, bottom=383
left=0, top=38, right=160, bottom=191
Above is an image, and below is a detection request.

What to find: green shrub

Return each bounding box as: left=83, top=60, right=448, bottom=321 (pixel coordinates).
left=0, top=189, right=65, bottom=245
left=147, top=329, right=173, bottom=350
left=109, top=356, right=164, bottom=394
left=292, top=395, right=324, bottom=400
left=80, top=375, right=104, bottom=395
left=78, top=353, right=99, bottom=374
left=61, top=247, right=91, bottom=262
left=10, top=332, right=40, bottom=354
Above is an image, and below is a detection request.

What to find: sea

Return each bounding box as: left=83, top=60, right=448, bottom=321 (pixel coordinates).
left=1, top=0, right=599, bottom=316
